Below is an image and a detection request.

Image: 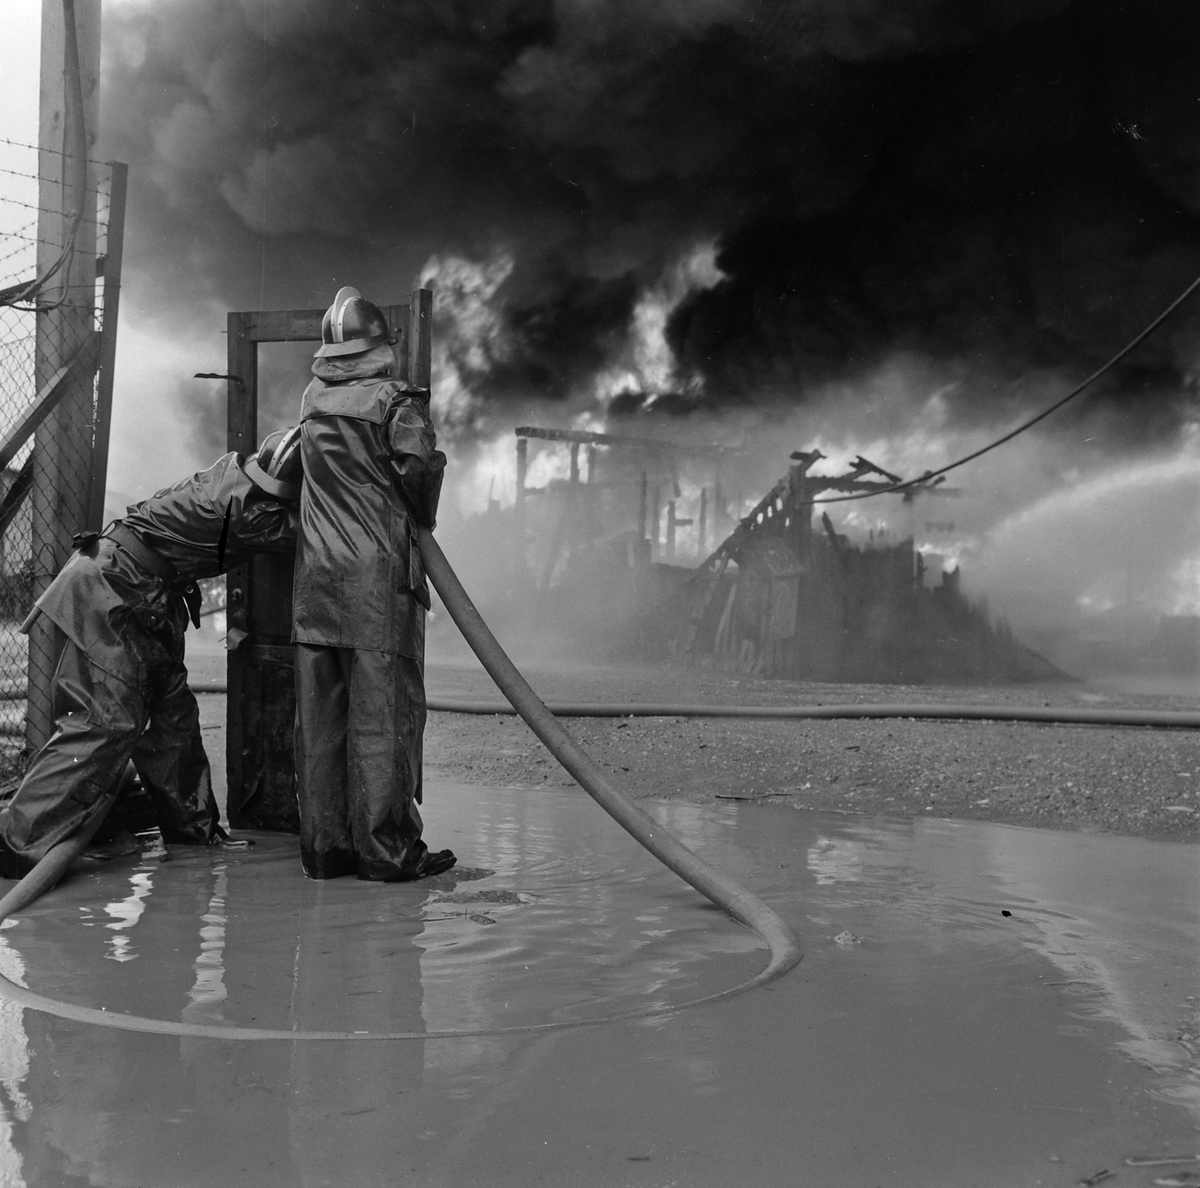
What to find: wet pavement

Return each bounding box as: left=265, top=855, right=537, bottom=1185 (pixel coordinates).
left=0, top=781, right=1195, bottom=1187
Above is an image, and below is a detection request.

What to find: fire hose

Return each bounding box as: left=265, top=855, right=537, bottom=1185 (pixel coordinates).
left=421, top=700, right=1200, bottom=729
left=0, top=529, right=802, bottom=1041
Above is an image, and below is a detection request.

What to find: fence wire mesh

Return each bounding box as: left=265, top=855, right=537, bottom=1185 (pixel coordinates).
left=0, top=136, right=118, bottom=786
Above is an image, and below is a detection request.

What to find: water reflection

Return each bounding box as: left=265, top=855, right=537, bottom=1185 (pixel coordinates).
left=983, top=825, right=1200, bottom=1117
left=806, top=834, right=868, bottom=884
left=804, top=814, right=1200, bottom=1121
left=0, top=936, right=29, bottom=1188
left=0, top=786, right=1194, bottom=1186
left=101, top=858, right=157, bottom=963
left=182, top=863, right=227, bottom=1021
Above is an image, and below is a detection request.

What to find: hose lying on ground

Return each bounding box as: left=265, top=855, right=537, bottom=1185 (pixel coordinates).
left=421, top=699, right=1200, bottom=730
left=184, top=685, right=1200, bottom=731
left=0, top=532, right=802, bottom=1041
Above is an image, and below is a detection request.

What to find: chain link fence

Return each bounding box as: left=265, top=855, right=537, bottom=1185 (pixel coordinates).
left=0, top=136, right=123, bottom=788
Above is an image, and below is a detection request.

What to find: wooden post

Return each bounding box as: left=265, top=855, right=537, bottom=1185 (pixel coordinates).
left=650, top=484, right=661, bottom=557
left=586, top=444, right=596, bottom=484
left=514, top=435, right=528, bottom=588
left=698, top=487, right=707, bottom=555
left=85, top=160, right=127, bottom=533
left=667, top=500, right=677, bottom=559
left=224, top=312, right=258, bottom=819
left=569, top=443, right=579, bottom=484
left=515, top=436, right=527, bottom=507
left=638, top=472, right=647, bottom=541
left=407, top=287, right=432, bottom=388
left=787, top=463, right=812, bottom=562
left=27, top=0, right=102, bottom=752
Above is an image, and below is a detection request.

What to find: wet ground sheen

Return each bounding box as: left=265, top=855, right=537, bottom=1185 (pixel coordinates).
left=0, top=781, right=1195, bottom=1187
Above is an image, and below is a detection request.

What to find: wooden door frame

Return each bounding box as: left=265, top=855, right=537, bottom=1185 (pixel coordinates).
left=223, top=290, right=432, bottom=828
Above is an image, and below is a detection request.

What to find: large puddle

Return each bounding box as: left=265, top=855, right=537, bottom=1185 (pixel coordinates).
left=0, top=782, right=1195, bottom=1187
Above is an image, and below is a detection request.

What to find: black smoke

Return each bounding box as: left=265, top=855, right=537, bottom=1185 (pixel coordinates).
left=99, top=0, right=1200, bottom=451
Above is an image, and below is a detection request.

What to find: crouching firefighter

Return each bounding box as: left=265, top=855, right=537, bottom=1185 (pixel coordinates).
left=0, top=429, right=303, bottom=878
left=293, top=285, right=454, bottom=881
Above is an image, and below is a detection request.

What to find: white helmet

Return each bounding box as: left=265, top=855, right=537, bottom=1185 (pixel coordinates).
left=246, top=424, right=302, bottom=500
left=314, top=286, right=396, bottom=358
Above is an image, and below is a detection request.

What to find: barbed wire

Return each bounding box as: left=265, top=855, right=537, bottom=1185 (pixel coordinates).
left=0, top=165, right=49, bottom=185
left=0, top=166, right=116, bottom=216
left=0, top=223, right=40, bottom=269
left=0, top=233, right=74, bottom=254
left=0, top=135, right=113, bottom=168
left=0, top=193, right=103, bottom=229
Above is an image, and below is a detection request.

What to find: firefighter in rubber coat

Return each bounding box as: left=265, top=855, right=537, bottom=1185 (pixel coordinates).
left=0, top=430, right=302, bottom=878
left=292, top=286, right=454, bottom=881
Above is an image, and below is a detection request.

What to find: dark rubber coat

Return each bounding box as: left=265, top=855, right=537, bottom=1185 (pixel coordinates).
left=292, top=349, right=445, bottom=880
left=0, top=453, right=297, bottom=876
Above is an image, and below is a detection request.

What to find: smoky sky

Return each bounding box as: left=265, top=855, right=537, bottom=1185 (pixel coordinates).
left=100, top=0, right=1200, bottom=451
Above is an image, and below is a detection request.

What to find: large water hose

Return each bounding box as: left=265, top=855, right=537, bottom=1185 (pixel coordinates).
left=0, top=818, right=105, bottom=923
left=417, top=527, right=802, bottom=977
left=421, top=699, right=1200, bottom=729
left=0, top=762, right=138, bottom=920
left=181, top=686, right=1200, bottom=731
left=0, top=533, right=802, bottom=1041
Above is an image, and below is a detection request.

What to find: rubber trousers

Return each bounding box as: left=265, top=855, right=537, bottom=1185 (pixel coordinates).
left=293, top=644, right=428, bottom=880
left=0, top=637, right=218, bottom=878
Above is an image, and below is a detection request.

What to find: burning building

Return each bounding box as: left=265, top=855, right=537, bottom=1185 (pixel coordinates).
left=89, top=0, right=1200, bottom=669
left=653, top=451, right=1059, bottom=682
left=501, top=427, right=1058, bottom=682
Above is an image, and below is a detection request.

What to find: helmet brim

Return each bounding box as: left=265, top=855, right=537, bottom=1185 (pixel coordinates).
left=312, top=332, right=396, bottom=359
left=245, top=458, right=300, bottom=501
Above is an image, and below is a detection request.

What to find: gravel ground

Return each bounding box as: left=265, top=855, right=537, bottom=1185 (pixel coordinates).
left=424, top=657, right=1200, bottom=842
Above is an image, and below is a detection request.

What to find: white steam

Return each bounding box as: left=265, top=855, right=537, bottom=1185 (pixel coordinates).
left=964, top=433, right=1200, bottom=638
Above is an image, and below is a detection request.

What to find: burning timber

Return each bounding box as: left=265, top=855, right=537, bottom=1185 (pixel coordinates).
left=499, top=430, right=1057, bottom=684
left=652, top=451, right=1058, bottom=683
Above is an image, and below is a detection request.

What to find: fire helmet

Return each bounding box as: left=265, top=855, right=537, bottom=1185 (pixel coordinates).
left=246, top=424, right=303, bottom=500
left=314, top=286, right=396, bottom=358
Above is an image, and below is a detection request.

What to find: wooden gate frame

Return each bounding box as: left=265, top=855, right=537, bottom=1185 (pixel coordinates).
left=224, top=290, right=432, bottom=830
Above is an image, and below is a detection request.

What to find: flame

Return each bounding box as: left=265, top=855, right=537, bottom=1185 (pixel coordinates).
left=589, top=241, right=724, bottom=407
left=425, top=242, right=725, bottom=518
left=419, top=250, right=515, bottom=432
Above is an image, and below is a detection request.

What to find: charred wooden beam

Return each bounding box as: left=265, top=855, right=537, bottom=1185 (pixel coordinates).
left=515, top=425, right=742, bottom=457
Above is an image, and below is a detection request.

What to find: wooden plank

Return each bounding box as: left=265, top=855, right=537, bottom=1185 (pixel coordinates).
left=86, top=161, right=128, bottom=532
left=226, top=312, right=259, bottom=455
left=224, top=312, right=258, bottom=822
left=383, top=303, right=410, bottom=381
left=515, top=424, right=740, bottom=457
left=237, top=301, right=417, bottom=346
left=408, top=288, right=432, bottom=387
left=239, top=309, right=324, bottom=343
left=0, top=457, right=34, bottom=538
left=2, top=337, right=100, bottom=472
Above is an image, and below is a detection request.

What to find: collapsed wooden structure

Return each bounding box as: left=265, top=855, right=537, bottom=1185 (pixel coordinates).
left=650, top=450, right=1059, bottom=684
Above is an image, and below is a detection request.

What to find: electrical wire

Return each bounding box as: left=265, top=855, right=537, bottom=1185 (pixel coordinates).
left=807, top=270, right=1200, bottom=506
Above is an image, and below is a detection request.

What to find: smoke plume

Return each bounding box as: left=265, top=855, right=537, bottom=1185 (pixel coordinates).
left=96, top=0, right=1200, bottom=652
left=101, top=0, right=1200, bottom=439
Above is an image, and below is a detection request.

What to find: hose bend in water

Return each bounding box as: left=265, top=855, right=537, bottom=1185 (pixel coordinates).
left=0, top=533, right=801, bottom=1042
left=418, top=527, right=802, bottom=984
